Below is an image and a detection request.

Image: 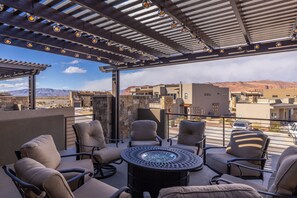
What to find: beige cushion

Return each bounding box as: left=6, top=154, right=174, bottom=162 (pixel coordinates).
left=73, top=120, right=106, bottom=152
left=93, top=147, right=123, bottom=164
left=73, top=178, right=130, bottom=198
left=206, top=152, right=261, bottom=177
left=131, top=120, right=157, bottom=141
left=177, top=121, right=205, bottom=146
left=57, top=159, right=94, bottom=189
left=226, top=131, right=268, bottom=164
left=20, top=135, right=61, bottom=169
left=14, top=158, right=74, bottom=198
left=158, top=184, right=262, bottom=198
left=171, top=144, right=198, bottom=154
left=268, top=154, right=297, bottom=196
left=130, top=140, right=160, bottom=146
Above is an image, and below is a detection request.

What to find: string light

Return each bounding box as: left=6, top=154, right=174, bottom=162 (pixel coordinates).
left=97, top=57, right=101, bottom=61
left=87, top=55, right=91, bottom=59
left=0, top=4, right=4, bottom=11
left=142, top=0, right=151, bottom=8
left=254, top=44, right=260, bottom=50
left=158, top=8, right=165, bottom=17
left=220, top=49, right=224, bottom=53
left=91, top=37, right=98, bottom=44
left=181, top=26, right=188, bottom=33
left=238, top=46, right=243, bottom=51
left=26, top=42, right=33, bottom=48
left=171, top=21, right=177, bottom=29
left=276, top=42, right=282, bottom=47
left=44, top=46, right=50, bottom=51
left=106, top=40, right=112, bottom=46
left=75, top=30, right=82, bottom=38
left=60, top=49, right=66, bottom=53
left=75, top=53, right=79, bottom=58
left=119, top=46, right=124, bottom=51
left=27, top=14, right=37, bottom=22
left=53, top=24, right=61, bottom=32
left=4, top=38, right=11, bottom=45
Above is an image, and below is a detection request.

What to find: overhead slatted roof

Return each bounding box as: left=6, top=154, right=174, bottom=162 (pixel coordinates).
left=0, top=58, right=49, bottom=80
left=0, top=0, right=296, bottom=72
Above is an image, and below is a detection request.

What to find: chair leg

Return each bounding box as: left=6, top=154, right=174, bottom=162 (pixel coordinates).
left=94, top=164, right=117, bottom=179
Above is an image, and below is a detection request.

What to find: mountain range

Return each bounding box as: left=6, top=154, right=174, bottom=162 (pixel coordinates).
left=9, top=88, right=71, bottom=97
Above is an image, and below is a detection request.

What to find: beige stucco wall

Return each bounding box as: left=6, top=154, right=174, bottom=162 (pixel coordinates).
left=263, top=89, right=297, bottom=99
left=236, top=103, right=271, bottom=119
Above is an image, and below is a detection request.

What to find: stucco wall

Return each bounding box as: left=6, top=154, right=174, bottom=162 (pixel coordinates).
left=236, top=103, right=271, bottom=119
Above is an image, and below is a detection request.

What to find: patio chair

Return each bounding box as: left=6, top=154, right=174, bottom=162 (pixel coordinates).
left=15, top=135, right=93, bottom=189
left=129, top=120, right=162, bottom=147
left=204, top=130, right=270, bottom=179
left=3, top=157, right=130, bottom=198
left=214, top=145, right=297, bottom=197
left=73, top=120, right=123, bottom=179
left=168, top=120, right=206, bottom=155
left=143, top=183, right=262, bottom=198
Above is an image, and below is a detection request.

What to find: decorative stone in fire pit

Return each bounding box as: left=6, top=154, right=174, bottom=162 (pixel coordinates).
left=121, top=146, right=203, bottom=198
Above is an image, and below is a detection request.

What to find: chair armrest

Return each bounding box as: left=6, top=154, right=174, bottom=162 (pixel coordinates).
left=156, top=135, right=162, bottom=146
left=167, top=135, right=178, bottom=146
left=110, top=186, right=130, bottom=198
left=105, top=137, right=124, bottom=147
left=66, top=170, right=93, bottom=184
left=76, top=142, right=101, bottom=150
left=214, top=177, right=234, bottom=184
left=227, top=157, right=266, bottom=163
left=143, top=191, right=151, bottom=198
left=227, top=161, right=273, bottom=174
left=61, top=153, right=92, bottom=159
left=195, top=136, right=206, bottom=155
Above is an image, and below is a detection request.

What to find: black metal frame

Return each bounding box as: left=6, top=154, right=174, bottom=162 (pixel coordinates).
left=203, top=137, right=270, bottom=180
left=72, top=124, right=124, bottom=179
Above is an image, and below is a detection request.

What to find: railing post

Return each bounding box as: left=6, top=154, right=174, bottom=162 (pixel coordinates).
left=223, top=117, right=225, bottom=147
left=64, top=116, right=67, bottom=150
left=167, top=113, right=169, bottom=139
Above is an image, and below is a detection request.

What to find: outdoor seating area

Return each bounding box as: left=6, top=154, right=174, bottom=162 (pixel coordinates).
left=1, top=0, right=297, bottom=197
left=1, top=119, right=297, bottom=198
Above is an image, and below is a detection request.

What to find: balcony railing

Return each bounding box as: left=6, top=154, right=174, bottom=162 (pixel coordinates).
left=166, top=113, right=297, bottom=154
left=64, top=114, right=94, bottom=149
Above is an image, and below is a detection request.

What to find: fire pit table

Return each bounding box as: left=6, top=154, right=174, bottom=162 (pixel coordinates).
left=121, top=146, right=203, bottom=198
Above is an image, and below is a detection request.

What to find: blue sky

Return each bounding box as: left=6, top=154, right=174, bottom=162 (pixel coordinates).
left=1, top=44, right=297, bottom=92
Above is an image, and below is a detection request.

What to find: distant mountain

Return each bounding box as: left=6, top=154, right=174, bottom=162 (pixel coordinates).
left=9, top=88, right=71, bottom=97
left=212, top=80, right=297, bottom=92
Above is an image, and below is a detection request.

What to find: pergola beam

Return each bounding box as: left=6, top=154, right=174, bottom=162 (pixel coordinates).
left=228, top=0, right=252, bottom=45
left=150, top=0, right=218, bottom=49
left=100, top=39, right=297, bottom=72
left=0, top=0, right=166, bottom=57
left=70, top=0, right=192, bottom=54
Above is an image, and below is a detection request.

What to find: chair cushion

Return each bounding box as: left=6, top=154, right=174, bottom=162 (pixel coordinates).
left=158, top=184, right=262, bottom=198
left=73, top=120, right=106, bottom=152
left=226, top=131, right=268, bottom=162
left=206, top=152, right=261, bottom=177
left=93, top=147, right=123, bottom=164
left=20, top=135, right=61, bottom=169
left=73, top=178, right=130, bottom=198
left=268, top=154, right=297, bottom=196
left=171, top=144, right=198, bottom=154
left=177, top=121, right=205, bottom=146
left=14, top=158, right=74, bottom=198
left=57, top=159, right=94, bottom=189
left=130, top=140, right=160, bottom=146
left=131, top=120, right=157, bottom=141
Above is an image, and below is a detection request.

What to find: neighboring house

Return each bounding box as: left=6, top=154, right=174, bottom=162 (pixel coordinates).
left=263, top=88, right=297, bottom=100
left=70, top=91, right=110, bottom=107
left=236, top=98, right=297, bottom=121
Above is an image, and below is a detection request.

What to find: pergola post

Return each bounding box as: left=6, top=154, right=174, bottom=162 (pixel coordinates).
left=112, top=70, right=120, bottom=141
left=28, top=74, right=36, bottom=110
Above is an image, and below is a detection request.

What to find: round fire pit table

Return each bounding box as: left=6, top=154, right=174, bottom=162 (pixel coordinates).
left=121, top=146, right=203, bottom=198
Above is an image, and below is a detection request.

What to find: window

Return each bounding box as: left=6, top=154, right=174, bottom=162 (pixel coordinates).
left=184, top=93, right=188, bottom=99
left=272, top=95, right=278, bottom=98
left=286, top=95, right=290, bottom=97
left=204, top=93, right=211, bottom=96
left=212, top=103, right=219, bottom=112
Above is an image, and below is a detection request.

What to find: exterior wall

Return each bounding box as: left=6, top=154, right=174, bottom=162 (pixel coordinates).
left=119, top=95, right=150, bottom=138
left=0, top=115, right=65, bottom=164
left=93, top=95, right=150, bottom=139
left=0, top=96, right=29, bottom=110
left=181, top=84, right=193, bottom=105
left=263, top=89, right=297, bottom=99
left=236, top=103, right=271, bottom=119
left=190, top=84, right=229, bottom=116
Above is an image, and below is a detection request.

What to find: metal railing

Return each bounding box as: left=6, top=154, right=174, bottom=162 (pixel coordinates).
left=64, top=114, right=94, bottom=149
left=166, top=113, right=297, bottom=154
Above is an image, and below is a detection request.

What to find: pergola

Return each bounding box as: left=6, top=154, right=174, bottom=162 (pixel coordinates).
left=0, top=58, right=49, bottom=109
left=0, top=0, right=296, bottom=138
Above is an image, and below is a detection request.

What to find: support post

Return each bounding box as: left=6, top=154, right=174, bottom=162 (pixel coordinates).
left=112, top=70, right=120, bottom=142
left=28, top=74, right=36, bottom=110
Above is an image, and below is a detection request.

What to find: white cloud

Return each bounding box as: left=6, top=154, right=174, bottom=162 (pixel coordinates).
left=0, top=82, right=28, bottom=92
left=68, top=60, right=80, bottom=64
left=80, top=51, right=297, bottom=91
left=5, top=77, right=24, bottom=82
left=63, top=66, right=87, bottom=74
